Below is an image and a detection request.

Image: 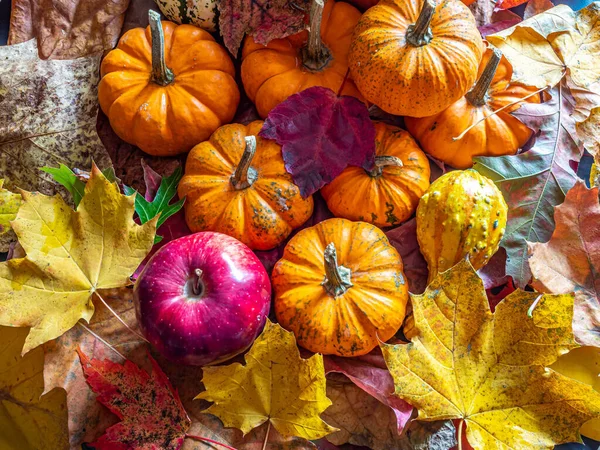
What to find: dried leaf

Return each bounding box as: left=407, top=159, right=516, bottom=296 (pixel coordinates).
left=524, top=0, right=555, bottom=19
left=495, top=0, right=529, bottom=10
left=578, top=106, right=600, bottom=156
left=382, top=259, right=600, bottom=450
left=260, top=87, right=376, bottom=198
left=0, top=39, right=111, bottom=195
left=385, top=218, right=428, bottom=295
left=0, top=165, right=156, bottom=353
left=474, top=82, right=583, bottom=287
left=529, top=181, right=600, bottom=347
left=468, top=0, right=494, bottom=28
left=0, top=325, right=69, bottom=450
left=197, top=320, right=337, bottom=440
left=8, top=0, right=130, bottom=59
left=400, top=420, right=457, bottom=450
left=217, top=0, right=310, bottom=55
left=479, top=10, right=522, bottom=37
left=78, top=349, right=191, bottom=449
left=0, top=180, right=22, bottom=253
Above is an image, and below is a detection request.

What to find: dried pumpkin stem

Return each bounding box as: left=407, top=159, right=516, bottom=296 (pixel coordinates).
left=406, top=0, right=435, bottom=47
left=368, top=155, right=404, bottom=177
left=322, top=243, right=353, bottom=297
left=231, top=136, right=259, bottom=190
left=149, top=10, right=174, bottom=86
left=302, top=0, right=332, bottom=71
left=465, top=48, right=502, bottom=107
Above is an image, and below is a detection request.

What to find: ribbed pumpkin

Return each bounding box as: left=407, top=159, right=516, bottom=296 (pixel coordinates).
left=405, top=47, right=541, bottom=169
left=178, top=121, right=314, bottom=251
left=349, top=0, right=483, bottom=117
left=241, top=0, right=364, bottom=118
left=321, top=122, right=430, bottom=228
left=416, top=170, right=507, bottom=282
left=272, top=218, right=408, bottom=356
left=98, top=11, right=239, bottom=156
left=153, top=0, right=218, bottom=31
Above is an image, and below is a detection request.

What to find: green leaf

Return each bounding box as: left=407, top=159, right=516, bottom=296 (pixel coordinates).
left=125, top=167, right=185, bottom=243
left=41, top=164, right=86, bottom=207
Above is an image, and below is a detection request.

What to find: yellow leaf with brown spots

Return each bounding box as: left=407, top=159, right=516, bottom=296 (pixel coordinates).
left=381, top=259, right=600, bottom=450
left=0, top=179, right=22, bottom=252
left=0, top=165, right=156, bottom=354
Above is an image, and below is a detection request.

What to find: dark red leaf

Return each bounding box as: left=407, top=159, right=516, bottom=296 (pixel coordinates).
left=77, top=350, right=191, bottom=450
left=385, top=218, right=428, bottom=295
left=260, top=86, right=376, bottom=198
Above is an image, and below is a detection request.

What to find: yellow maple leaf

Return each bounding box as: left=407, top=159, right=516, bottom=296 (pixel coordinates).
left=196, top=320, right=337, bottom=440
left=0, top=325, right=68, bottom=449
left=487, top=3, right=600, bottom=90
left=0, top=179, right=21, bottom=236
left=0, top=164, right=156, bottom=354
left=381, top=259, right=600, bottom=450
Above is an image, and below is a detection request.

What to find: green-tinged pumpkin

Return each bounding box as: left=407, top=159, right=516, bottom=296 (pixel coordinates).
left=321, top=122, right=430, bottom=228
left=272, top=218, right=409, bottom=356
left=416, top=170, right=507, bottom=282
left=154, top=0, right=218, bottom=31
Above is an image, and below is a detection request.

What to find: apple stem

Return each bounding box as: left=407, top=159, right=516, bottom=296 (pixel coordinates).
left=321, top=243, right=353, bottom=297
left=185, top=434, right=238, bottom=450
left=231, top=136, right=258, bottom=190
left=192, top=268, right=204, bottom=296
left=77, top=321, right=126, bottom=360
left=262, top=421, right=271, bottom=450
left=94, top=291, right=151, bottom=344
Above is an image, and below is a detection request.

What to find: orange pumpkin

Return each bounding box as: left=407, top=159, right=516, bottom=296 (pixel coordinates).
left=321, top=122, right=430, bottom=228
left=405, top=47, right=541, bottom=169
left=177, top=121, right=314, bottom=251
left=241, top=0, right=364, bottom=118
left=349, top=0, right=483, bottom=117
left=98, top=11, right=239, bottom=156
left=272, top=218, right=408, bottom=356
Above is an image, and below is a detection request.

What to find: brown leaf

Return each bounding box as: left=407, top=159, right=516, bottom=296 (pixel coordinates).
left=469, top=0, right=494, bottom=28
left=529, top=181, right=600, bottom=347
left=217, top=0, right=310, bottom=55
left=524, top=0, right=554, bottom=19
left=8, top=0, right=130, bottom=59
left=0, top=39, right=111, bottom=196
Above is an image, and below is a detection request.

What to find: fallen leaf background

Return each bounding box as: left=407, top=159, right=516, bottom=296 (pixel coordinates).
left=0, top=181, right=22, bottom=252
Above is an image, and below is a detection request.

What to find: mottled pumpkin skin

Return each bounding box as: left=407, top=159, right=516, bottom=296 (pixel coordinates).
left=272, top=218, right=408, bottom=356
left=405, top=49, right=540, bottom=169
left=348, top=0, right=483, bottom=117
left=99, top=21, right=239, bottom=156
left=321, top=122, right=430, bottom=228
left=178, top=121, right=314, bottom=251
left=154, top=0, right=218, bottom=31
left=416, top=170, right=507, bottom=282
left=241, top=0, right=364, bottom=118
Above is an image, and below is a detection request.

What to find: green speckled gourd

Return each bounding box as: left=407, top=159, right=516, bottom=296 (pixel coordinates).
left=416, top=170, right=507, bottom=282
left=153, top=0, right=217, bottom=31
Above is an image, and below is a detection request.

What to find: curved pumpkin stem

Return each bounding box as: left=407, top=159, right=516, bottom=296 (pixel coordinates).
left=149, top=10, right=174, bottom=86
left=406, top=0, right=435, bottom=47
left=302, top=0, right=332, bottom=72
left=465, top=48, right=502, bottom=107
left=322, top=243, right=353, bottom=297
left=231, top=136, right=258, bottom=190
left=368, top=155, right=404, bottom=177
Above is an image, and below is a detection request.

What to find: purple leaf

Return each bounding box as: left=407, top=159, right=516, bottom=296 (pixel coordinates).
left=141, top=160, right=163, bottom=202
left=385, top=218, right=428, bottom=295
left=260, top=87, right=376, bottom=198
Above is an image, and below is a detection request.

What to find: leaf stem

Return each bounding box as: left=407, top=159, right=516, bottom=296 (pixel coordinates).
left=231, top=136, right=258, bottom=190
left=336, top=68, right=351, bottom=97
left=406, top=0, right=435, bottom=47
left=302, top=0, right=331, bottom=71
left=458, top=419, right=464, bottom=450
left=185, top=434, right=238, bottom=450
left=452, top=85, right=547, bottom=141
left=77, top=321, right=126, bottom=360
left=149, top=10, right=174, bottom=86
left=94, top=291, right=150, bottom=344
left=465, top=48, right=502, bottom=107
left=261, top=421, right=271, bottom=450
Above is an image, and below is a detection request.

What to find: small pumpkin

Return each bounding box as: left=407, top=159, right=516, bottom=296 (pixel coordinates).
left=153, top=0, right=218, bottom=31
left=416, top=169, right=507, bottom=282
left=349, top=0, right=483, bottom=117
left=405, top=47, right=541, bottom=169
left=177, top=121, right=314, bottom=251
left=321, top=122, right=430, bottom=228
left=241, top=0, right=364, bottom=118
left=98, top=11, right=239, bottom=156
left=273, top=218, right=408, bottom=356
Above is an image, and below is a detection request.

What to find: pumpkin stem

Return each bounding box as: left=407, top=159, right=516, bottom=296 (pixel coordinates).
left=322, top=243, right=353, bottom=297
left=368, top=155, right=404, bottom=177
left=149, top=10, right=174, bottom=86
left=231, top=136, right=259, bottom=190
left=406, top=0, right=435, bottom=47
left=302, top=0, right=332, bottom=72
left=465, top=48, right=502, bottom=107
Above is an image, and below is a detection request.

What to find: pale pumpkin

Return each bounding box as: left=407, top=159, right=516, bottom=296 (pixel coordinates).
left=405, top=47, right=541, bottom=169
left=273, top=218, right=408, bottom=356
left=153, top=0, right=218, bottom=31
left=241, top=0, right=364, bottom=118
left=321, top=122, right=430, bottom=227
left=416, top=169, right=507, bottom=282
left=349, top=0, right=484, bottom=117
left=178, top=121, right=314, bottom=251
left=98, top=11, right=239, bottom=156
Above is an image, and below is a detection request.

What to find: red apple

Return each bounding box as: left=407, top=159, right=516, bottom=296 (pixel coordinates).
left=134, top=232, right=271, bottom=366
